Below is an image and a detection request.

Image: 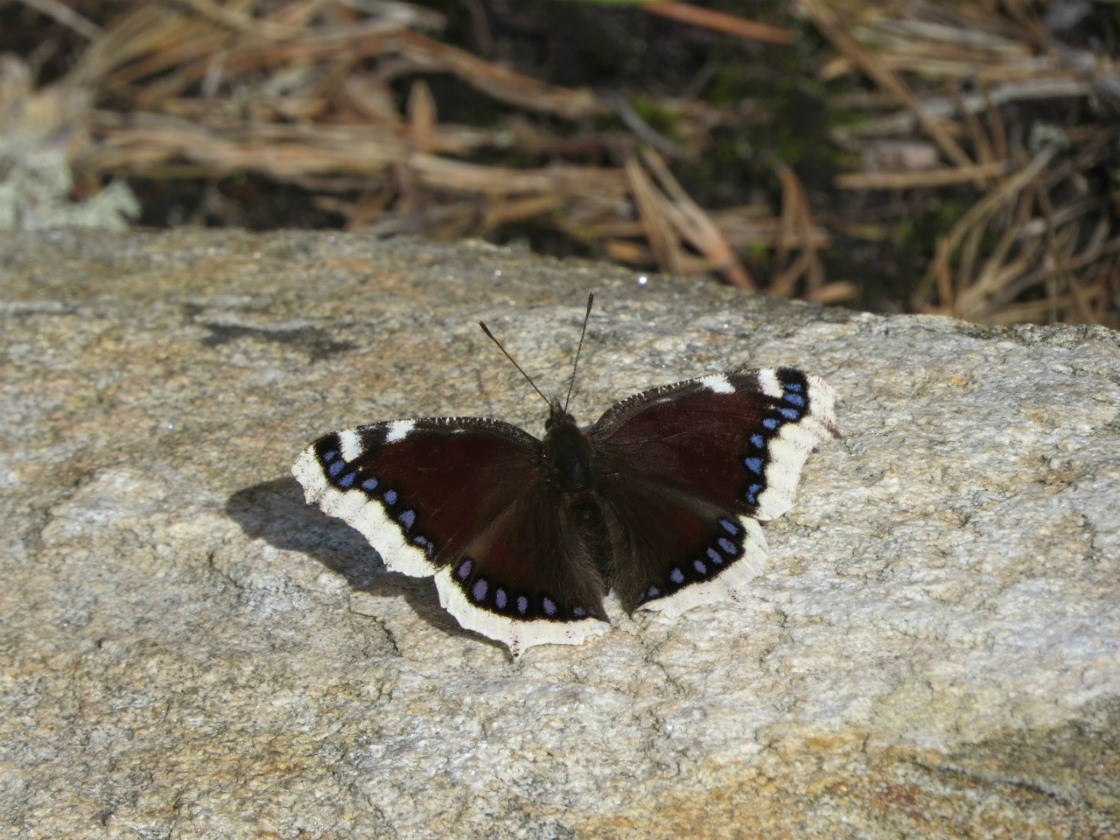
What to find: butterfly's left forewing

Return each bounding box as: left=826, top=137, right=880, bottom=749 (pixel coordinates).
left=590, top=367, right=837, bottom=613
left=292, top=417, right=609, bottom=655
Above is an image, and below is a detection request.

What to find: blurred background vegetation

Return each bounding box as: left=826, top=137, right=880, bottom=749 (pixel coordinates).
left=1, top=0, right=1117, bottom=325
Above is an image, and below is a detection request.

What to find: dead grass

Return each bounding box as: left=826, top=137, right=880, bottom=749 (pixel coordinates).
left=812, top=0, right=1118, bottom=325
left=3, top=0, right=1116, bottom=325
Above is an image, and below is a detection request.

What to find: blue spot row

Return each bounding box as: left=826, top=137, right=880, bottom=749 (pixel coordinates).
left=740, top=372, right=813, bottom=509
left=453, top=558, right=590, bottom=622
left=641, top=519, right=746, bottom=604
left=317, top=435, right=431, bottom=554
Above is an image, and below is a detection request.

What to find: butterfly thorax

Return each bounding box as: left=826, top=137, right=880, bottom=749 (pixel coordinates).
left=543, top=404, right=595, bottom=494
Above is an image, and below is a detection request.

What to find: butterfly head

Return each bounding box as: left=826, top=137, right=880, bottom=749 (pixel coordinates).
left=543, top=400, right=577, bottom=434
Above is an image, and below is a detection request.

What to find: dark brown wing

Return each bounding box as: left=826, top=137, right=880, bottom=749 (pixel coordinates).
left=292, top=416, right=609, bottom=655
left=588, top=368, right=838, bottom=612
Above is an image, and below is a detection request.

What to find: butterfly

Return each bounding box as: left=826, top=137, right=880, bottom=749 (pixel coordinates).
left=293, top=295, right=838, bottom=657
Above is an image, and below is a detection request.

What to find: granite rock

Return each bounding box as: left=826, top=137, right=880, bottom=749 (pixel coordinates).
left=1, top=230, right=1117, bottom=839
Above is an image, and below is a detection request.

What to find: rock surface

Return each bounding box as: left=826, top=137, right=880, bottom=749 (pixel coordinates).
left=1, top=229, right=1118, bottom=839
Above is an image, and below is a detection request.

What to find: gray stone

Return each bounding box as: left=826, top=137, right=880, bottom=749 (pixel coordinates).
left=1, top=229, right=1117, bottom=839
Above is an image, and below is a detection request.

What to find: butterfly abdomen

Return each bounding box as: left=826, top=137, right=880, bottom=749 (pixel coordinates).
left=541, top=412, right=616, bottom=588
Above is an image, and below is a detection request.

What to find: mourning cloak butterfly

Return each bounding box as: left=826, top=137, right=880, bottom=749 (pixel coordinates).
left=293, top=295, right=838, bottom=656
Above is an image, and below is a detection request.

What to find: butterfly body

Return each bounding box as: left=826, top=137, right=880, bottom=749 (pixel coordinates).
left=542, top=405, right=598, bottom=494
left=294, top=359, right=837, bottom=657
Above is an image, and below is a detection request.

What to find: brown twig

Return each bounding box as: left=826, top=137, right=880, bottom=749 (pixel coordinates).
left=835, top=161, right=1009, bottom=190
left=16, top=0, right=103, bottom=39
left=639, top=147, right=754, bottom=290
left=916, top=146, right=1057, bottom=313
left=800, top=0, right=979, bottom=179
left=642, top=3, right=792, bottom=46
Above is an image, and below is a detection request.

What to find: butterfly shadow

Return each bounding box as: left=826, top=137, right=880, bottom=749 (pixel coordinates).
left=224, top=477, right=501, bottom=649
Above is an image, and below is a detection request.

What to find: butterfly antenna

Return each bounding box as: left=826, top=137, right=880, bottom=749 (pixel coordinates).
left=478, top=319, right=552, bottom=409
left=562, top=292, right=595, bottom=414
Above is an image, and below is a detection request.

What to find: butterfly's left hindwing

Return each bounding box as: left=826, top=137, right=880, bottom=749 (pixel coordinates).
left=292, top=417, right=610, bottom=656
